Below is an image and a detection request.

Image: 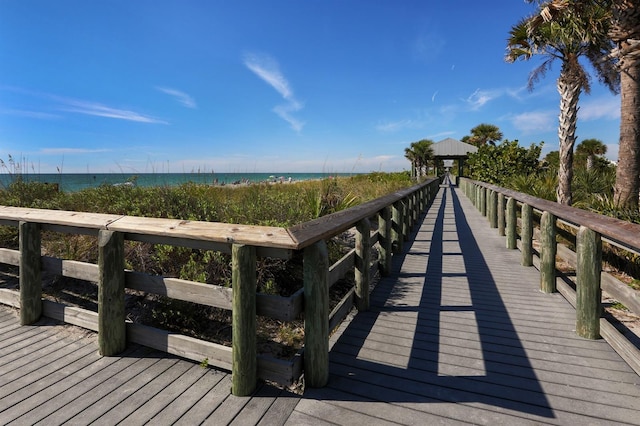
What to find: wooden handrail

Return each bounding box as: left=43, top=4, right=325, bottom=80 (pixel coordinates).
left=466, top=179, right=640, bottom=253
left=0, top=176, right=442, bottom=395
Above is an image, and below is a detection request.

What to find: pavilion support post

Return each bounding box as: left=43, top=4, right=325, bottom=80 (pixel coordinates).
left=521, top=203, right=533, bottom=267
left=506, top=197, right=517, bottom=249
left=497, top=193, right=506, bottom=236
left=232, top=244, right=257, bottom=396
left=19, top=221, right=42, bottom=325
left=378, top=206, right=393, bottom=276
left=576, top=226, right=602, bottom=340
left=98, top=230, right=126, bottom=356
left=303, top=240, right=329, bottom=388
left=540, top=211, right=557, bottom=293
left=355, top=218, right=371, bottom=311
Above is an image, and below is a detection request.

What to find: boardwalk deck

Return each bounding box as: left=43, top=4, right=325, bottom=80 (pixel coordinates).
left=1, top=183, right=640, bottom=425
left=292, top=184, right=640, bottom=425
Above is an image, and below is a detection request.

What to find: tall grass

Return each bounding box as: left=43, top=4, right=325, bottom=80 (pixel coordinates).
left=0, top=171, right=414, bottom=292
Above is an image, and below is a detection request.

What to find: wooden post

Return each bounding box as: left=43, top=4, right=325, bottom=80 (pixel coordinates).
left=540, top=211, right=557, bottom=293
left=481, top=187, right=487, bottom=216
left=403, top=198, right=410, bottom=241
left=378, top=207, right=392, bottom=276
left=521, top=203, right=533, bottom=267
left=506, top=197, right=517, bottom=249
left=19, top=221, right=41, bottom=325
left=473, top=183, right=478, bottom=206
left=355, top=218, right=371, bottom=311
left=392, top=200, right=403, bottom=253
left=412, top=193, right=418, bottom=225
left=576, top=226, right=602, bottom=339
left=304, top=241, right=329, bottom=388
left=497, top=193, right=506, bottom=237
left=488, top=190, right=497, bottom=228
left=98, top=230, right=125, bottom=356
left=232, top=244, right=257, bottom=396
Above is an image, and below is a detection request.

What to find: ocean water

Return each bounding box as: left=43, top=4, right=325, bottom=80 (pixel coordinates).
left=0, top=172, right=355, bottom=192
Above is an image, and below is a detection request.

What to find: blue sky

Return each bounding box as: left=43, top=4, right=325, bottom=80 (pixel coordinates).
left=0, top=1, right=621, bottom=174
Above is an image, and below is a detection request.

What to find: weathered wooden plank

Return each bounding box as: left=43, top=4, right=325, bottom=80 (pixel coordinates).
left=109, top=215, right=297, bottom=249
left=126, top=322, right=232, bottom=371
left=228, top=385, right=281, bottom=426
left=329, top=287, right=355, bottom=333
left=0, top=288, right=20, bottom=308
left=173, top=375, right=234, bottom=425
left=126, top=271, right=232, bottom=309
left=147, top=369, right=227, bottom=425
left=0, top=342, right=98, bottom=422
left=328, top=250, right=355, bottom=288
left=42, top=300, right=99, bottom=331
left=96, top=361, right=196, bottom=424
left=257, top=353, right=301, bottom=386
left=0, top=206, right=122, bottom=229
left=20, top=346, right=151, bottom=425
left=42, top=256, right=98, bottom=282
left=0, top=247, right=19, bottom=265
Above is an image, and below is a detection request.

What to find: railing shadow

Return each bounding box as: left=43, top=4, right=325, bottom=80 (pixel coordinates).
left=302, top=185, right=554, bottom=418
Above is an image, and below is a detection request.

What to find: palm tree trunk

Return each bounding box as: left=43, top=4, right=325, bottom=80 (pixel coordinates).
left=612, top=17, right=640, bottom=209
left=611, top=0, right=640, bottom=209
left=586, top=155, right=595, bottom=171
left=557, top=71, right=581, bottom=205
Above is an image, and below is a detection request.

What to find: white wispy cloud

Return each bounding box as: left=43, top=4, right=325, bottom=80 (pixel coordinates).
left=0, top=108, right=61, bottom=119
left=243, top=52, right=305, bottom=132
left=465, top=88, right=500, bottom=110
left=58, top=98, right=168, bottom=124
left=0, top=87, right=167, bottom=124
left=509, top=110, right=556, bottom=134
left=156, top=87, right=197, bottom=108
left=579, top=97, right=620, bottom=121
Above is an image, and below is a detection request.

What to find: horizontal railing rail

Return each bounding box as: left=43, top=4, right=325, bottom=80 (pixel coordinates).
left=460, top=177, right=640, bottom=375
left=0, top=176, right=442, bottom=395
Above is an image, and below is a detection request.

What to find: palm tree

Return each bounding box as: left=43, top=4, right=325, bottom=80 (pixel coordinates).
left=530, top=0, right=640, bottom=209
left=405, top=139, right=434, bottom=179
left=466, top=123, right=503, bottom=147
left=576, top=138, right=608, bottom=170
left=506, top=1, right=619, bottom=205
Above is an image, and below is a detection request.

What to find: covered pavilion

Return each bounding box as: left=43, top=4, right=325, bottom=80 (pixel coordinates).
left=432, top=137, right=478, bottom=179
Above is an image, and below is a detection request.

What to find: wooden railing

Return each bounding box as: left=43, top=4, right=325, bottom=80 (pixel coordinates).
left=0, top=177, right=441, bottom=395
left=460, top=177, right=640, bottom=375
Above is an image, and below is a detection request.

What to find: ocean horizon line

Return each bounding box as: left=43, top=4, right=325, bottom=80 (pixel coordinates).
left=0, top=171, right=362, bottom=192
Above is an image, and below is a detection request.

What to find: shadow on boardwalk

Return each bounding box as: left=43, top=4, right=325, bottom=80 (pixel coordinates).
left=292, top=185, right=640, bottom=425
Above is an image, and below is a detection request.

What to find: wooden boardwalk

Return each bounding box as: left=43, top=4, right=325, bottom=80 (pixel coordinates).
left=2, top=183, right=640, bottom=425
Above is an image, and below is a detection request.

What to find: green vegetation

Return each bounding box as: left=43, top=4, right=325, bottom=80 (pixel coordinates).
left=0, top=171, right=413, bottom=292
left=466, top=140, right=543, bottom=186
